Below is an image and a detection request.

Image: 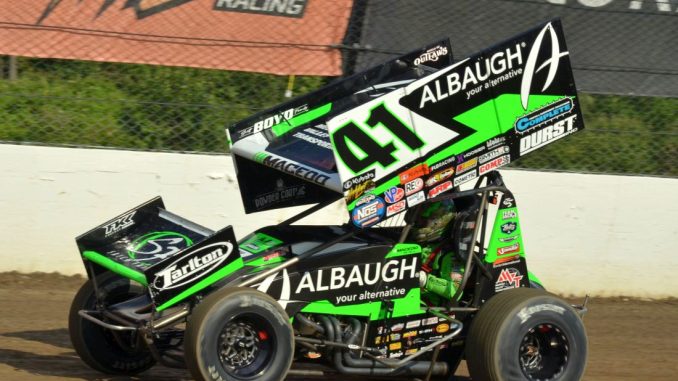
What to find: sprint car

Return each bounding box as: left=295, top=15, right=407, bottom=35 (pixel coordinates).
left=69, top=19, right=588, bottom=381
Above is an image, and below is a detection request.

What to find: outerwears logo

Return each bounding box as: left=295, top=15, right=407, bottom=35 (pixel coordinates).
left=152, top=241, right=233, bottom=290
left=520, top=22, right=569, bottom=110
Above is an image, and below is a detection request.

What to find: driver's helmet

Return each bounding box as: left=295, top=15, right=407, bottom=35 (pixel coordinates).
left=410, top=199, right=456, bottom=243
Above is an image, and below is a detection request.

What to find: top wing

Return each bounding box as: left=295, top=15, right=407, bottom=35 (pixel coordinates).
left=326, top=19, right=584, bottom=227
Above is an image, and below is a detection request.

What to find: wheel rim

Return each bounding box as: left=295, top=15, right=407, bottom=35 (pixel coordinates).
left=519, top=323, right=569, bottom=380
left=217, top=314, right=274, bottom=379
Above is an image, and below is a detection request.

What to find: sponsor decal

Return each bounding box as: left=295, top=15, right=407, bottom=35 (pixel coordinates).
left=427, top=181, right=453, bottom=199
left=416, top=22, right=570, bottom=113
left=429, top=156, right=456, bottom=172
left=127, top=231, right=193, bottom=261
left=502, top=210, right=517, bottom=220
left=502, top=197, right=515, bottom=208
left=406, top=191, right=426, bottom=207
left=261, top=155, right=330, bottom=186
left=423, top=317, right=439, bottom=325
left=399, top=163, right=429, bottom=184
left=292, top=131, right=332, bottom=150
left=515, top=98, right=574, bottom=134
left=425, top=168, right=454, bottom=187
left=498, top=243, right=521, bottom=256
left=356, top=194, right=376, bottom=207
left=495, top=267, right=524, bottom=292
left=214, top=0, right=308, bottom=18
left=414, top=45, right=449, bottom=66
left=386, top=200, right=407, bottom=217
left=406, top=320, right=422, bottom=329
left=518, top=304, right=565, bottom=324
left=384, top=186, right=405, bottom=204
left=240, top=233, right=283, bottom=254
left=405, top=348, right=418, bottom=355
left=454, top=170, right=478, bottom=187
left=351, top=196, right=385, bottom=228
left=403, top=330, right=417, bottom=338
left=479, top=155, right=510, bottom=175
left=152, top=241, right=234, bottom=291
left=458, top=146, right=485, bottom=162
left=435, top=323, right=450, bottom=334
left=389, top=351, right=403, bottom=358
left=255, top=268, right=292, bottom=309
left=103, top=211, right=136, bottom=237
left=254, top=179, right=306, bottom=209
left=295, top=257, right=417, bottom=294
left=519, top=115, right=578, bottom=155
left=238, top=105, right=308, bottom=138
left=493, top=255, right=521, bottom=268
left=345, top=180, right=375, bottom=205
left=404, top=178, right=424, bottom=196
left=391, top=323, right=404, bottom=332
left=499, top=235, right=519, bottom=243
left=390, top=333, right=401, bottom=341
left=486, top=136, right=506, bottom=149
left=501, top=222, right=517, bottom=234
left=456, top=158, right=478, bottom=174
left=418, top=44, right=524, bottom=108
left=479, top=145, right=510, bottom=164
left=520, top=22, right=569, bottom=110
left=263, top=251, right=282, bottom=261
left=343, top=169, right=376, bottom=191
left=418, top=328, right=433, bottom=335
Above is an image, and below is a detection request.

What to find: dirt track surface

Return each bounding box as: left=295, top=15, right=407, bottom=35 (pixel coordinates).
left=0, top=272, right=677, bottom=381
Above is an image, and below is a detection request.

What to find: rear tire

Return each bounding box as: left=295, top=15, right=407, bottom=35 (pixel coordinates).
left=184, top=287, right=294, bottom=381
left=68, top=273, right=155, bottom=375
left=466, top=288, right=587, bottom=381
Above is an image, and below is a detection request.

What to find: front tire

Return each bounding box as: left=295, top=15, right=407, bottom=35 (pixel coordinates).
left=68, top=273, right=155, bottom=375
left=466, top=288, right=587, bottom=381
left=184, top=287, right=294, bottom=381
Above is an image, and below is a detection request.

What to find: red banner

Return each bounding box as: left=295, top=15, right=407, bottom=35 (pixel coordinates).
left=0, top=0, right=353, bottom=75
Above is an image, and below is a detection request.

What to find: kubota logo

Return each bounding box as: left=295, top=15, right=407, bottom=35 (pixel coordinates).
left=520, top=22, right=570, bottom=110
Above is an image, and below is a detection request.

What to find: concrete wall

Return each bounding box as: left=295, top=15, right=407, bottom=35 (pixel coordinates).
left=1, top=144, right=676, bottom=298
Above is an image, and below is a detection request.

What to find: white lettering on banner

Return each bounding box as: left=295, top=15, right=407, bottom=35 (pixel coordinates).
left=295, top=257, right=417, bottom=294
left=214, top=0, right=307, bottom=16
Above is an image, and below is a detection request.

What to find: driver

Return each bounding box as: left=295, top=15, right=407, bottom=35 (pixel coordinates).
left=409, top=200, right=464, bottom=302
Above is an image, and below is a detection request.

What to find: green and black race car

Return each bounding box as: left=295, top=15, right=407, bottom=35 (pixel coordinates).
left=69, top=19, right=588, bottom=381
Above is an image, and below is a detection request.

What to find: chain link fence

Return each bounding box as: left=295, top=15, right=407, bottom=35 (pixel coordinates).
left=0, top=0, right=675, bottom=177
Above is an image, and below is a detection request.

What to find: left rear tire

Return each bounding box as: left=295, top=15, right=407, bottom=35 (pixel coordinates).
left=68, top=272, right=155, bottom=375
